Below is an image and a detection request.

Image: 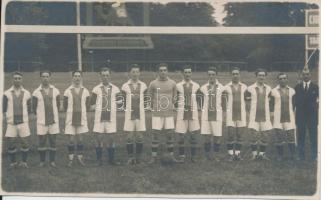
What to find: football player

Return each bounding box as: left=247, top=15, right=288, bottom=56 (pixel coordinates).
left=175, top=65, right=200, bottom=162
left=3, top=71, right=32, bottom=168
left=246, top=68, right=273, bottom=160
left=32, top=71, right=60, bottom=167
left=63, top=70, right=90, bottom=167
left=91, top=67, right=121, bottom=166
left=121, top=64, right=148, bottom=165
left=270, top=73, right=296, bottom=160
left=224, top=67, right=248, bottom=161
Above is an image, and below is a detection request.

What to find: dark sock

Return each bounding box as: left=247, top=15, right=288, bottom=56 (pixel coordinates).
left=213, top=143, right=220, bottom=152
left=178, top=141, right=185, bottom=156
left=8, top=148, right=17, bottom=163
left=136, top=142, right=143, bottom=155
left=151, top=141, right=158, bottom=157
left=167, top=142, right=174, bottom=154
left=21, top=149, right=28, bottom=162
left=39, top=150, right=46, bottom=162
left=260, top=145, right=266, bottom=154
left=107, top=147, right=115, bottom=163
left=251, top=144, right=257, bottom=152
left=49, top=150, right=56, bottom=162
left=235, top=143, right=242, bottom=151
left=126, top=142, right=134, bottom=157
left=227, top=143, right=233, bottom=151
left=95, top=147, right=102, bottom=161
left=288, top=143, right=295, bottom=156
left=68, top=144, right=75, bottom=154
left=204, top=142, right=211, bottom=153
left=276, top=145, right=284, bottom=156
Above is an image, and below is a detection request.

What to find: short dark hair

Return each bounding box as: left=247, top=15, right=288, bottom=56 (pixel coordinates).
left=207, top=66, right=217, bottom=74
left=277, top=72, right=287, bottom=79
left=40, top=70, right=51, bottom=77
left=158, top=63, right=168, bottom=70
left=129, top=64, right=141, bottom=72
left=231, top=67, right=240, bottom=73
left=12, top=71, right=23, bottom=77
left=100, top=67, right=111, bottom=74
left=72, top=70, right=83, bottom=77
left=182, top=65, right=192, bottom=72
left=255, top=68, right=267, bottom=76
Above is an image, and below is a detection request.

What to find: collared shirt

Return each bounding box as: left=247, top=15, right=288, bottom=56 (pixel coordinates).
left=247, top=82, right=272, bottom=124
left=64, top=85, right=90, bottom=126
left=224, top=82, right=247, bottom=125
left=200, top=80, right=224, bottom=122
left=32, top=84, right=60, bottom=125
left=122, top=79, right=147, bottom=121
left=303, top=80, right=311, bottom=91
left=92, top=83, right=120, bottom=123
left=3, top=86, right=31, bottom=125
left=176, top=80, right=200, bottom=120
left=271, top=85, right=296, bottom=128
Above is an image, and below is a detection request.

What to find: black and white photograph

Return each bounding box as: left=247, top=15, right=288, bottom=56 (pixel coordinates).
left=0, top=0, right=320, bottom=198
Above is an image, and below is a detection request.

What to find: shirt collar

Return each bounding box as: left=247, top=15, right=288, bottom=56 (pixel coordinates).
left=40, top=84, right=54, bottom=90
left=208, top=79, right=219, bottom=85
left=71, top=84, right=85, bottom=89
left=254, top=82, right=266, bottom=88
left=129, top=79, right=140, bottom=85
left=9, top=86, right=24, bottom=91
left=303, top=80, right=311, bottom=86
left=276, top=85, right=289, bottom=90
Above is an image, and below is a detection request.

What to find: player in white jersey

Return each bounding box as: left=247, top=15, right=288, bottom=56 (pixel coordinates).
left=147, top=63, right=178, bottom=164
left=91, top=67, right=121, bottom=166
left=175, top=65, right=200, bottom=162
left=121, top=64, right=147, bottom=165
left=270, top=73, right=296, bottom=160
left=223, top=67, right=247, bottom=161
left=199, top=67, right=225, bottom=161
left=3, top=71, right=32, bottom=168
left=63, top=70, right=90, bottom=167
left=246, top=68, right=273, bottom=160
left=32, top=71, right=60, bottom=167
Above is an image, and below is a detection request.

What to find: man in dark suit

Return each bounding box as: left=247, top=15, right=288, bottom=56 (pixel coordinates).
left=294, top=67, right=318, bottom=161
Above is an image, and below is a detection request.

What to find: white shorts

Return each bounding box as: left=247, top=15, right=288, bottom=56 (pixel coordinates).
left=226, top=120, right=246, bottom=128
left=175, top=119, right=200, bottom=133
left=124, top=119, right=146, bottom=132
left=152, top=116, right=175, bottom=130
left=5, top=123, right=31, bottom=138
left=201, top=121, right=222, bottom=136
left=37, top=123, right=60, bottom=135
left=65, top=124, right=88, bottom=135
left=248, top=121, right=273, bottom=132
left=93, top=121, right=116, bottom=133
left=273, top=122, right=295, bottom=131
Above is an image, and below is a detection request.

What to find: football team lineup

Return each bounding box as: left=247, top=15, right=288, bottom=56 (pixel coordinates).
left=2, top=63, right=318, bottom=168
left=1, top=64, right=318, bottom=194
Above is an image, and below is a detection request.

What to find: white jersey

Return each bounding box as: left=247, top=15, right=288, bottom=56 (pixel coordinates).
left=64, top=85, right=90, bottom=126
left=224, top=82, right=247, bottom=127
left=176, top=80, right=200, bottom=121
left=121, top=80, right=147, bottom=122
left=270, top=85, right=296, bottom=130
left=32, top=84, right=60, bottom=125
left=4, top=86, right=31, bottom=125
left=200, top=80, right=224, bottom=122
left=92, top=83, right=120, bottom=124
left=247, top=82, right=273, bottom=131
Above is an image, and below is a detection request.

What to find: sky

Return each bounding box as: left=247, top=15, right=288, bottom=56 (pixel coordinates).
left=210, top=2, right=227, bottom=25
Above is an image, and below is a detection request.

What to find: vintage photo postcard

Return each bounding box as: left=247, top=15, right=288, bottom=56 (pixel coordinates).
left=0, top=0, right=320, bottom=199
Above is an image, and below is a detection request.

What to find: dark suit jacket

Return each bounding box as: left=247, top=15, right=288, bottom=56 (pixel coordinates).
left=294, top=81, right=319, bottom=125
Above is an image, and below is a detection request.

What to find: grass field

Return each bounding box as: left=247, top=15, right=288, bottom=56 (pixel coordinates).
left=1, top=71, right=319, bottom=196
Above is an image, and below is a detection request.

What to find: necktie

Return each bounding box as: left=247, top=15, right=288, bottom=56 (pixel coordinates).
left=304, top=83, right=308, bottom=92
